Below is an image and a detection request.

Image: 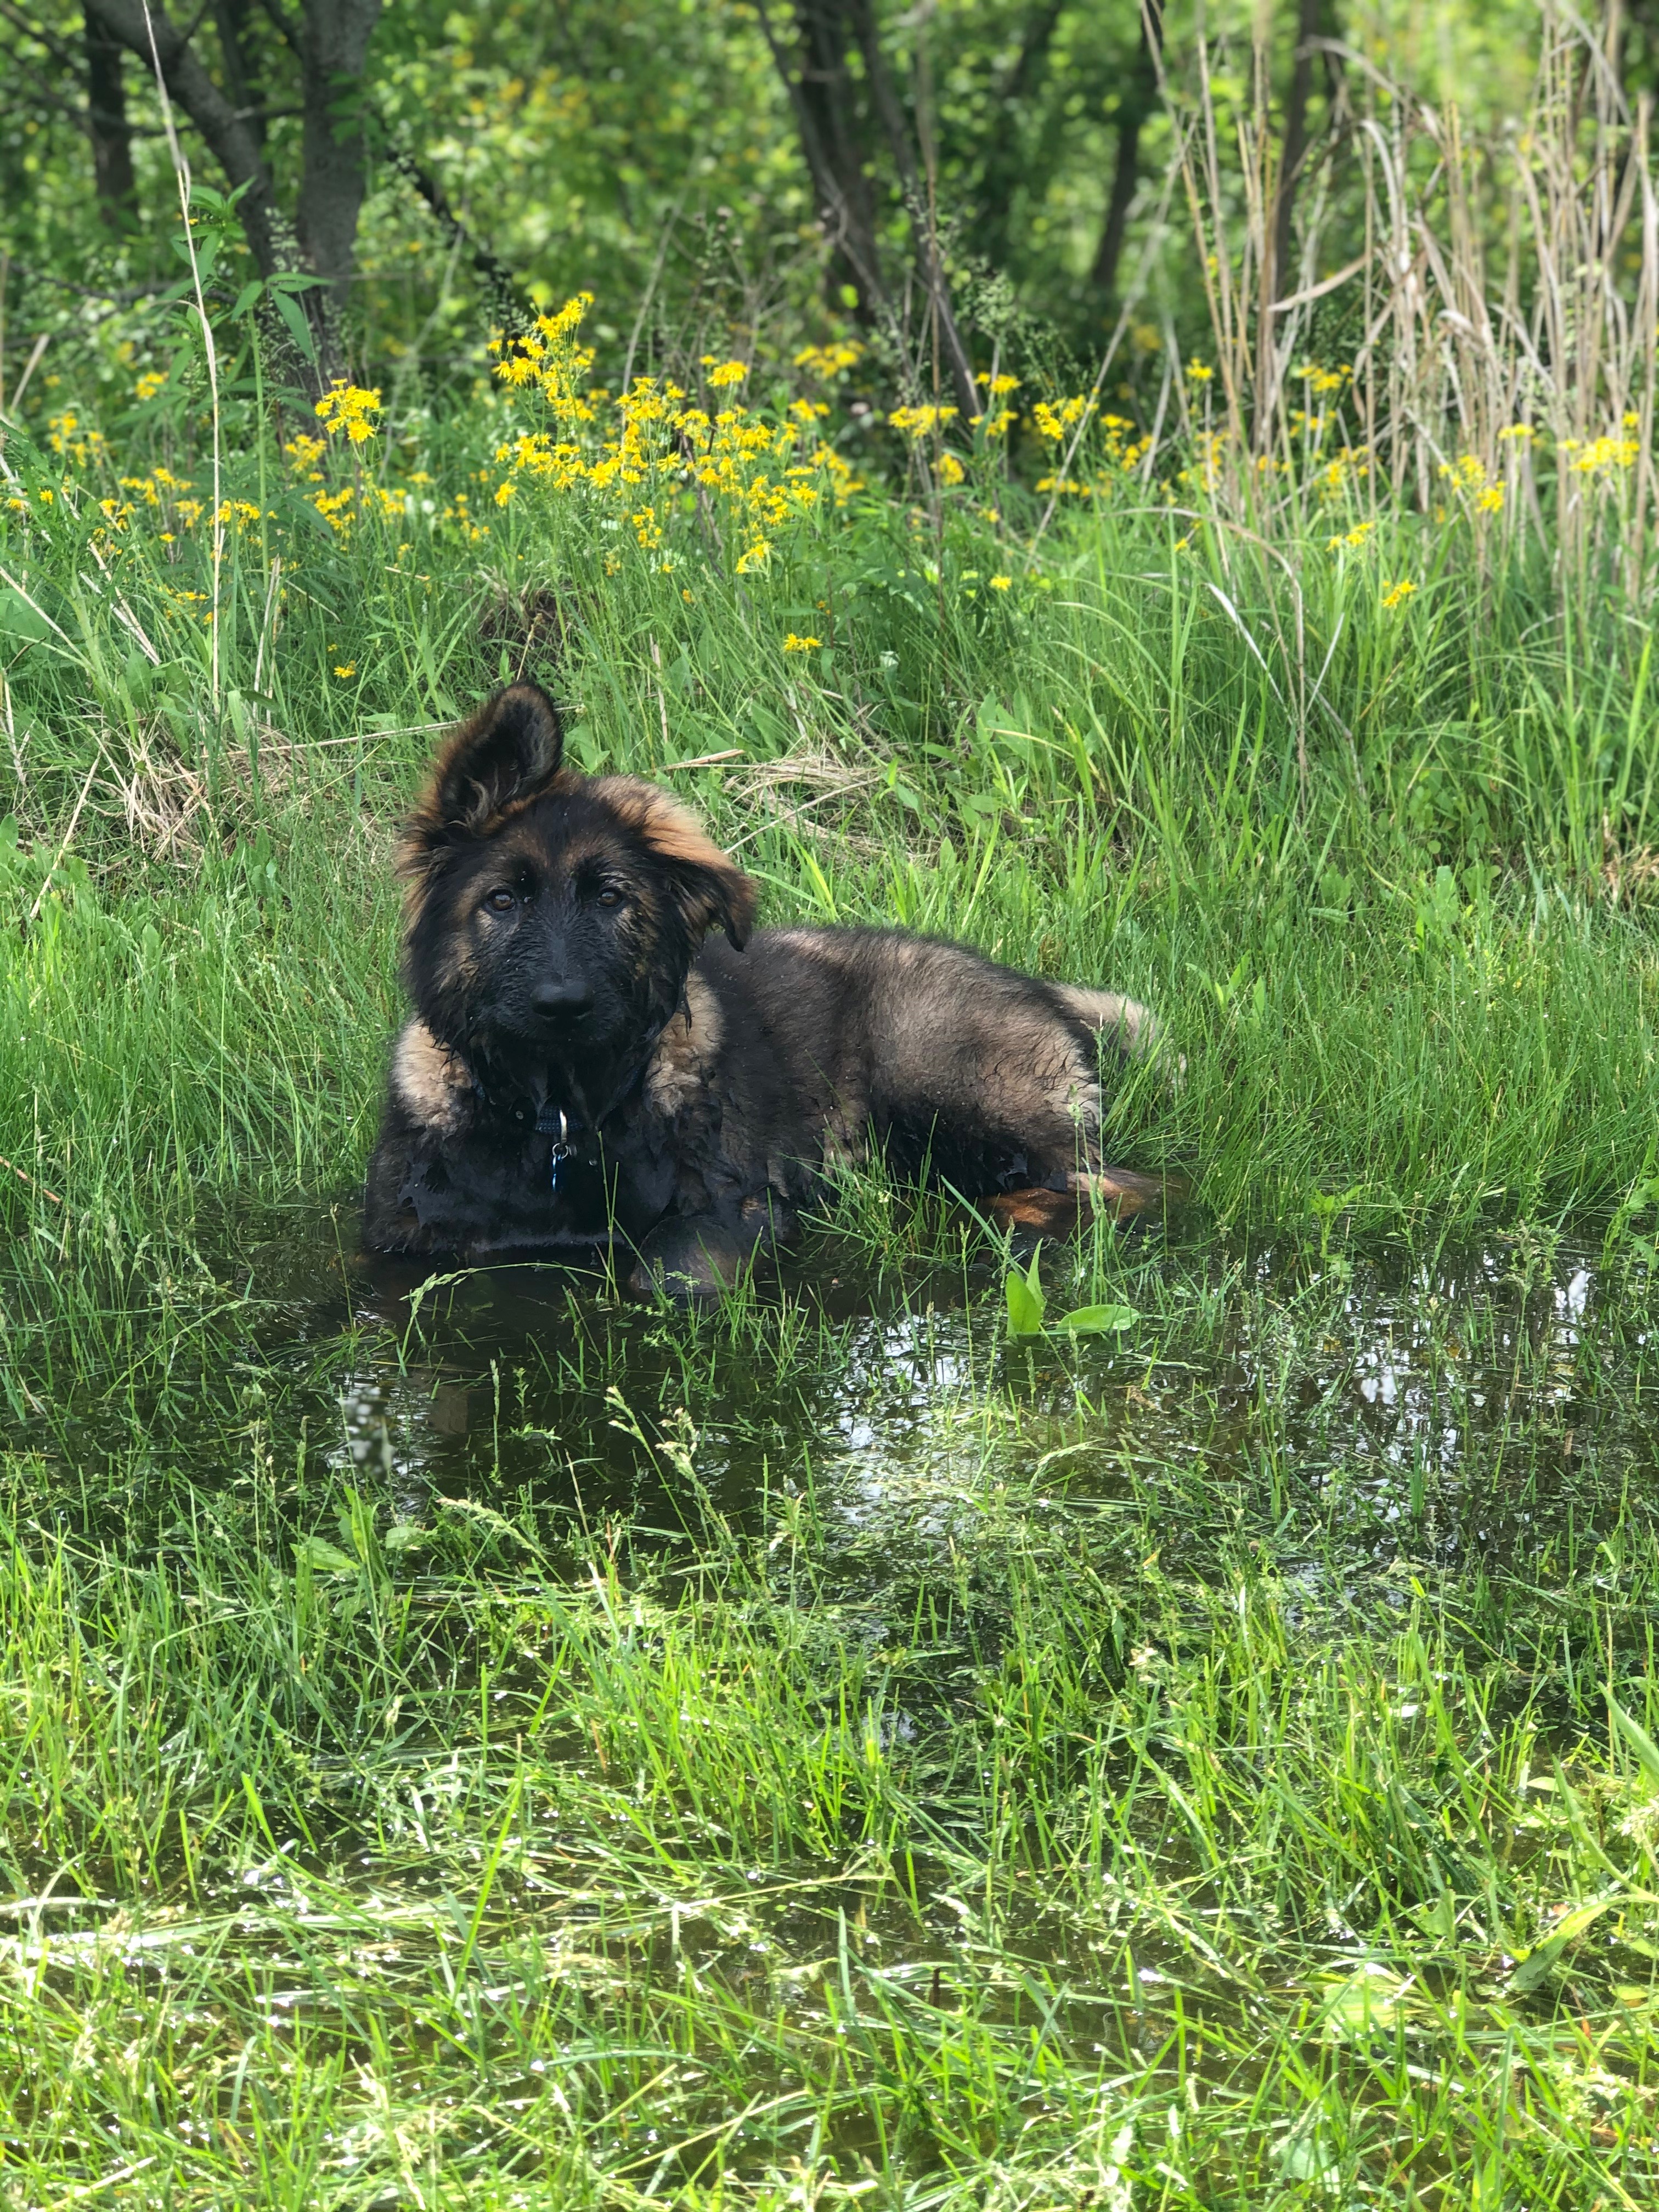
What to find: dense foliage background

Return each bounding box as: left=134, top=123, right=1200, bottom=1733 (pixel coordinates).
left=0, top=0, right=1632, bottom=400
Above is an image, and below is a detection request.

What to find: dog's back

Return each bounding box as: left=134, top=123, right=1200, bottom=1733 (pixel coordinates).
left=685, top=924, right=1159, bottom=1198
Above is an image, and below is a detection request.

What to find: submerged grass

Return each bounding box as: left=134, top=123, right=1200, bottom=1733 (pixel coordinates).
left=5, top=291, right=1659, bottom=2202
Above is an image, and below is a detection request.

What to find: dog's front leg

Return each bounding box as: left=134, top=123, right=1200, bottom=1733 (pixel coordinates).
left=628, top=1194, right=795, bottom=1301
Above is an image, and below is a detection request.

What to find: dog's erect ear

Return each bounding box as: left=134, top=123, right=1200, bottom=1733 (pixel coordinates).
left=418, top=685, right=565, bottom=847
left=606, top=782, right=758, bottom=950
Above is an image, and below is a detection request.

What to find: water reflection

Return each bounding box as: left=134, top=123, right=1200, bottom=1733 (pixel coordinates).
left=2, top=1201, right=1641, bottom=1584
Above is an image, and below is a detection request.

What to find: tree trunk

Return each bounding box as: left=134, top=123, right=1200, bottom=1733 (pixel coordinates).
left=81, top=0, right=383, bottom=383
left=296, top=0, right=383, bottom=311
left=755, top=0, right=887, bottom=318
left=214, top=0, right=265, bottom=154
left=83, top=0, right=287, bottom=272
left=972, top=0, right=1065, bottom=276
left=844, top=0, right=979, bottom=419
left=84, top=10, right=138, bottom=230
left=1091, top=1, right=1163, bottom=301
left=1269, top=0, right=1325, bottom=308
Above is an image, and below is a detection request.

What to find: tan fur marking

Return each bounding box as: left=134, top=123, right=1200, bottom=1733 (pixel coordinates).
left=1056, top=985, right=1158, bottom=1057
left=591, top=777, right=733, bottom=876
left=392, top=1020, right=476, bottom=1136
left=645, top=972, right=724, bottom=1118
left=397, top=769, right=581, bottom=918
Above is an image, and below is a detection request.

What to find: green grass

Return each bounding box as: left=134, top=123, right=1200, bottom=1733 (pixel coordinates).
left=3, top=366, right=1659, bottom=2202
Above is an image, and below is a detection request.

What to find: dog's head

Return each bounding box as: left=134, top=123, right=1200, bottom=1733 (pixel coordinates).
left=399, top=684, right=756, bottom=1076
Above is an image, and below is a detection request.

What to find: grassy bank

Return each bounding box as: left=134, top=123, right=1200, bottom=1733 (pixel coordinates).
left=3, top=319, right=1659, bottom=2202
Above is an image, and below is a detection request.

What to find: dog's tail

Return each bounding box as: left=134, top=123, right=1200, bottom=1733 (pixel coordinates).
left=1056, top=986, right=1184, bottom=1086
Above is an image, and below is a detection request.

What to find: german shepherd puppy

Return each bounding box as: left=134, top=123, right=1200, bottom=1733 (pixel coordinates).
left=364, top=685, right=1167, bottom=1294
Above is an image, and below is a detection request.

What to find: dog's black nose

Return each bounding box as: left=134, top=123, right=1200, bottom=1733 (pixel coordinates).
left=532, top=978, right=594, bottom=1019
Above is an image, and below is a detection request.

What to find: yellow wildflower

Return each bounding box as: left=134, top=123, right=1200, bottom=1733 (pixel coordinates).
left=134, top=370, right=166, bottom=403
left=989, top=575, right=1012, bottom=590
left=889, top=404, right=958, bottom=438
left=706, top=360, right=749, bottom=389
left=1571, top=434, right=1640, bottom=472
left=794, top=340, right=864, bottom=378
left=314, top=381, right=382, bottom=444
left=1031, top=397, right=1090, bottom=442
left=1381, top=579, right=1416, bottom=611
left=1438, top=454, right=1487, bottom=490
left=1184, top=359, right=1214, bottom=383
left=782, top=634, right=821, bottom=652
left=333, top=662, right=357, bottom=678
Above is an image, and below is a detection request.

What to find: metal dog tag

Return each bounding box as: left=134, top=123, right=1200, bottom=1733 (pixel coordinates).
left=535, top=1104, right=573, bottom=1190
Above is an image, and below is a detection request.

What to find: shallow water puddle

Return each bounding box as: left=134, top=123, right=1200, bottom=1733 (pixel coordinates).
left=294, top=1219, right=1642, bottom=1583
left=3, top=1203, right=1656, bottom=2201
left=1, top=1201, right=1639, bottom=1573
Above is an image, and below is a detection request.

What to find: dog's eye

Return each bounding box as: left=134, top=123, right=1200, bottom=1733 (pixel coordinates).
left=484, top=888, right=516, bottom=913
left=596, top=887, right=623, bottom=909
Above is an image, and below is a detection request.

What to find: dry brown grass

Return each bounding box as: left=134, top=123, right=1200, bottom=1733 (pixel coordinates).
left=1134, top=1, right=1656, bottom=591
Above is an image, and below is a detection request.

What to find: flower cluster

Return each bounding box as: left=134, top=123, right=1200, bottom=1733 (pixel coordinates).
left=106, top=466, right=258, bottom=543
left=46, top=412, right=108, bottom=469
left=489, top=296, right=597, bottom=419
left=492, top=296, right=863, bottom=576
left=794, top=340, right=864, bottom=380
left=1296, top=362, right=1352, bottom=398
left=1032, top=396, right=1091, bottom=443
left=1439, top=453, right=1506, bottom=515
left=889, top=404, right=959, bottom=439
left=1561, top=426, right=1642, bottom=473
left=314, top=381, right=382, bottom=445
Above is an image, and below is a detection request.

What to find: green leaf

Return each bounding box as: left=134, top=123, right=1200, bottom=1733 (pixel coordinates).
left=1508, top=1895, right=1618, bottom=1993
left=0, top=591, right=50, bottom=644
left=271, top=286, right=319, bottom=365
left=1005, top=1244, right=1046, bottom=1336
left=1277, top=2128, right=1340, bottom=2184
left=1316, top=1964, right=1405, bottom=2039
left=229, top=280, right=265, bottom=320
left=1610, top=1699, right=1659, bottom=1786
left=1055, top=1303, right=1138, bottom=1334
left=294, top=1535, right=357, bottom=1575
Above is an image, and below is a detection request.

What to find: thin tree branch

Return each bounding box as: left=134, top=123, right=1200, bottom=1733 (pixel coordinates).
left=254, top=0, right=300, bottom=52
left=82, top=0, right=285, bottom=275
left=385, top=144, right=529, bottom=332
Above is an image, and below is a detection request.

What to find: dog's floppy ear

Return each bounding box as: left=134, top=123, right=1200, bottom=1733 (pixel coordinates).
left=410, top=685, right=565, bottom=854
left=670, top=845, right=758, bottom=951
left=603, top=781, right=758, bottom=950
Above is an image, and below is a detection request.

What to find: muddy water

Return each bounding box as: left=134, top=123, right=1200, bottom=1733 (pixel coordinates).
left=1, top=1192, right=1641, bottom=1587
left=153, top=1202, right=1640, bottom=1590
